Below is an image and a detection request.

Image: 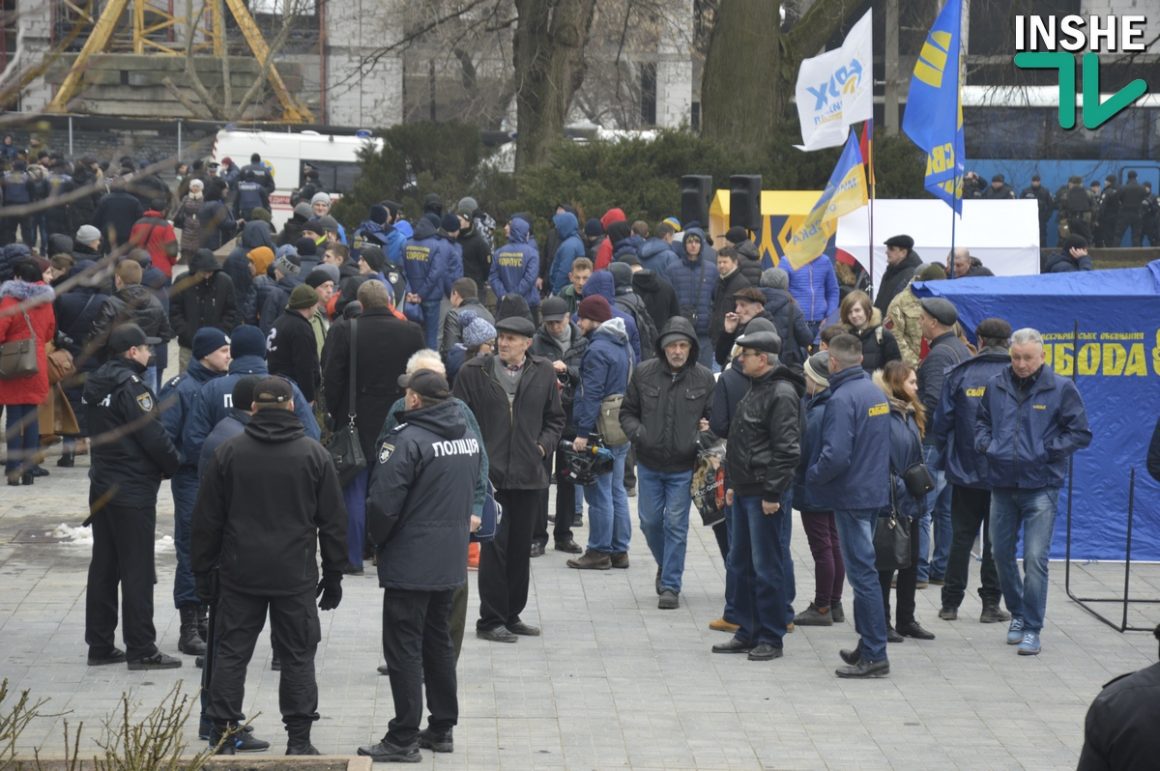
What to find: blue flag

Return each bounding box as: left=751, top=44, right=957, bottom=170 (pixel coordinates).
left=903, top=0, right=965, bottom=214
left=784, top=134, right=868, bottom=269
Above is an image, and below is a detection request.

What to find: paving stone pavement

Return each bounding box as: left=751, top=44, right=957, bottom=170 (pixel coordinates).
left=2, top=453, right=1158, bottom=769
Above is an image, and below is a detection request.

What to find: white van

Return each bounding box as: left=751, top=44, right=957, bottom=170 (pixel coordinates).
left=211, top=130, right=382, bottom=228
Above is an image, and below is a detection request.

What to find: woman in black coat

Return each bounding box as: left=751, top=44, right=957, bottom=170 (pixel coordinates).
left=841, top=289, right=901, bottom=372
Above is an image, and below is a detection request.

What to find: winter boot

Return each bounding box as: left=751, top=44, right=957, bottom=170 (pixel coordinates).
left=197, top=604, right=209, bottom=641
left=178, top=606, right=207, bottom=655
left=286, top=724, right=321, bottom=756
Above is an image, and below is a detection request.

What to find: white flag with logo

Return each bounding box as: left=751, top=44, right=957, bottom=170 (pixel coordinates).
left=794, top=9, right=874, bottom=151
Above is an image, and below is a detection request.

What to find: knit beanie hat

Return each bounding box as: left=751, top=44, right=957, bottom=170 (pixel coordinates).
left=441, top=213, right=461, bottom=233
left=804, top=351, right=831, bottom=388
left=456, top=196, right=478, bottom=217
left=370, top=204, right=389, bottom=224
left=274, top=251, right=301, bottom=276
left=294, top=237, right=317, bottom=257
left=230, top=325, right=267, bottom=359
left=578, top=295, right=612, bottom=323
left=249, top=207, right=272, bottom=223
left=305, top=268, right=335, bottom=289
left=760, top=267, right=789, bottom=290
left=247, top=246, right=275, bottom=276
left=462, top=316, right=497, bottom=348
left=192, top=327, right=230, bottom=360
left=311, top=192, right=332, bottom=207
left=287, top=284, right=320, bottom=310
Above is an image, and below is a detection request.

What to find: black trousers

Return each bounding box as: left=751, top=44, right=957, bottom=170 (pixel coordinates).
left=381, top=588, right=458, bottom=746
left=1117, top=211, right=1143, bottom=247
left=624, top=446, right=636, bottom=490
left=533, top=447, right=575, bottom=546
left=477, top=488, right=539, bottom=631
left=879, top=517, right=920, bottom=628
left=942, top=484, right=1002, bottom=609
left=85, top=504, right=159, bottom=660
left=207, top=588, right=320, bottom=732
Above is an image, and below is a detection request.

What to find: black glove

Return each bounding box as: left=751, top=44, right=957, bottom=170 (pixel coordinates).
left=316, top=571, right=342, bottom=611
left=195, top=571, right=219, bottom=604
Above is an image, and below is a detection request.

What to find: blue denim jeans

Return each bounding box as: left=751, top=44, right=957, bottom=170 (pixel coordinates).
left=170, top=467, right=200, bottom=608
left=989, top=488, right=1060, bottom=635
left=728, top=495, right=791, bottom=645
left=421, top=299, right=442, bottom=350
left=834, top=508, right=888, bottom=662
left=919, top=444, right=952, bottom=581
left=4, top=403, right=38, bottom=475
left=636, top=464, right=692, bottom=593
left=584, top=443, right=631, bottom=553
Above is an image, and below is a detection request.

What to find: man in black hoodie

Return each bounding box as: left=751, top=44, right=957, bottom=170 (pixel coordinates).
left=359, top=370, right=483, bottom=763
left=629, top=259, right=679, bottom=334
left=193, top=377, right=347, bottom=756
left=83, top=324, right=182, bottom=670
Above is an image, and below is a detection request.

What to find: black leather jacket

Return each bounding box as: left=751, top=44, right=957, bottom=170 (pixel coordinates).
left=724, top=365, right=805, bottom=503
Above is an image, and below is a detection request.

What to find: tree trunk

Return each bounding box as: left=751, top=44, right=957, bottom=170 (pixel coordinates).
left=513, top=0, right=597, bottom=172
left=701, top=0, right=866, bottom=149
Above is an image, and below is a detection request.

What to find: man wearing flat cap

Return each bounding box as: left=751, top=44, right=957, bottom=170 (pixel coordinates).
left=931, top=317, right=1014, bottom=625
left=916, top=297, right=971, bottom=587
left=83, top=323, right=183, bottom=670
left=875, top=235, right=921, bottom=316
left=713, top=329, right=804, bottom=662
left=359, top=370, right=482, bottom=763
left=453, top=313, right=565, bottom=642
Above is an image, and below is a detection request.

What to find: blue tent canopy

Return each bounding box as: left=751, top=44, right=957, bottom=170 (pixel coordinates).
left=914, top=261, right=1160, bottom=561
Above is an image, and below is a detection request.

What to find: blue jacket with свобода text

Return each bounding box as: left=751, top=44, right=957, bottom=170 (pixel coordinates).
left=931, top=347, right=1010, bottom=489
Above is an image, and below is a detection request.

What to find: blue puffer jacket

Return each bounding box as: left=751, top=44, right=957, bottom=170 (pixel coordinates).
left=639, top=237, right=678, bottom=276
left=572, top=317, right=632, bottom=439
left=581, top=271, right=641, bottom=362
left=974, top=365, right=1092, bottom=490
left=158, top=359, right=225, bottom=468
left=549, top=212, right=586, bottom=294
left=932, top=347, right=1010, bottom=489
left=778, top=253, right=840, bottom=324
left=793, top=388, right=831, bottom=513
left=352, top=219, right=393, bottom=252
left=668, top=228, right=717, bottom=337
left=805, top=365, right=892, bottom=510
left=489, top=217, right=541, bottom=308
left=403, top=217, right=449, bottom=302
left=182, top=354, right=320, bottom=464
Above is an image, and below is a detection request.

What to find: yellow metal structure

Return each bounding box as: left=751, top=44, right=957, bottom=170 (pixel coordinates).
left=48, top=0, right=313, bottom=122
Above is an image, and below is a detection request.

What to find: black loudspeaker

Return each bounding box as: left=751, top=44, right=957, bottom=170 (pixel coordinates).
left=729, top=175, right=762, bottom=231
left=680, top=175, right=713, bottom=230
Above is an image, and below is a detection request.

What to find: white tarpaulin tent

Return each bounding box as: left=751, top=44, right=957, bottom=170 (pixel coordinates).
left=836, top=199, right=1041, bottom=298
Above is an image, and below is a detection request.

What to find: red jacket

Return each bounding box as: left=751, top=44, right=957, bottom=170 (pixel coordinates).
left=594, top=207, right=626, bottom=270
left=129, top=210, right=179, bottom=277
left=0, top=280, right=56, bottom=406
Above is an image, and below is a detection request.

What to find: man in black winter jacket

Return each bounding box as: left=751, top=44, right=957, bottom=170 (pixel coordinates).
left=452, top=315, right=565, bottom=643
left=83, top=324, right=182, bottom=670
left=620, top=317, right=714, bottom=610
left=193, top=377, right=347, bottom=756
left=630, top=262, right=679, bottom=334
left=715, top=330, right=803, bottom=662
left=875, top=235, right=922, bottom=316
left=267, top=285, right=321, bottom=404
left=86, top=259, right=173, bottom=391
left=359, top=371, right=483, bottom=763
left=170, top=249, right=241, bottom=372
left=709, top=248, right=751, bottom=348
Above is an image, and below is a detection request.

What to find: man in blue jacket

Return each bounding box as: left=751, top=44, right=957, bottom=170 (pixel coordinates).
left=931, top=317, right=1014, bottom=625
left=358, top=370, right=483, bottom=763
left=183, top=326, right=319, bottom=466
left=975, top=327, right=1091, bottom=656
left=668, top=227, right=717, bottom=367
left=806, top=333, right=892, bottom=678
left=567, top=296, right=633, bottom=571
left=548, top=211, right=585, bottom=295
left=778, top=253, right=840, bottom=341
left=404, top=215, right=450, bottom=348
left=581, top=270, right=641, bottom=362
left=158, top=328, right=231, bottom=659
left=489, top=216, right=541, bottom=322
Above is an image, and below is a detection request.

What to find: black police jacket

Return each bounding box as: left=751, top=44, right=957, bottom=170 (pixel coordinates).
left=368, top=399, right=483, bottom=591
left=192, top=407, right=348, bottom=595
left=724, top=365, right=804, bottom=504
left=83, top=357, right=180, bottom=508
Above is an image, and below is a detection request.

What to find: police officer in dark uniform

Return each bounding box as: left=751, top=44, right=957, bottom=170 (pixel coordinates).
left=192, top=376, right=347, bottom=756
left=1142, top=182, right=1159, bottom=247
left=82, top=323, right=182, bottom=669
left=1079, top=624, right=1160, bottom=769
left=359, top=370, right=483, bottom=763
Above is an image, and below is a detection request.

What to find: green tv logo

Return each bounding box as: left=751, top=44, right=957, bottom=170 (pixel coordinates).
left=1013, top=15, right=1150, bottom=129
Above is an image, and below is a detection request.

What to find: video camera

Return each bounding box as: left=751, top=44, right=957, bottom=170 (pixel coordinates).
left=557, top=436, right=614, bottom=485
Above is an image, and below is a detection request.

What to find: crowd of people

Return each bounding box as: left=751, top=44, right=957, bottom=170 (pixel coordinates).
left=0, top=136, right=1141, bottom=762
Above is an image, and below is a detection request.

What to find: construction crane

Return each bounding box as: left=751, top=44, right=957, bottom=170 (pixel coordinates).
left=48, top=0, right=313, bottom=123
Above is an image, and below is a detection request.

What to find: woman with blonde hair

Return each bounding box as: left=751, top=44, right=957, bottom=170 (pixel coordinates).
left=840, top=289, right=900, bottom=372
left=874, top=360, right=936, bottom=642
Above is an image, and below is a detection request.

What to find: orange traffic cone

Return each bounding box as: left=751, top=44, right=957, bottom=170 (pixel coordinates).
left=467, top=542, right=480, bottom=570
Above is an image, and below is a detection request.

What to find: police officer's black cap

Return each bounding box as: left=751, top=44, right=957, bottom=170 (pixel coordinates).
left=494, top=316, right=536, bottom=338
left=252, top=376, right=293, bottom=405
left=884, top=234, right=914, bottom=250
left=919, top=297, right=958, bottom=326
left=735, top=330, right=781, bottom=355
left=109, top=323, right=161, bottom=354
left=397, top=369, right=451, bottom=400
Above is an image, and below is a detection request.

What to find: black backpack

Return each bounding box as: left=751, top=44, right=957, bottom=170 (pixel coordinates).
left=615, top=295, right=658, bottom=360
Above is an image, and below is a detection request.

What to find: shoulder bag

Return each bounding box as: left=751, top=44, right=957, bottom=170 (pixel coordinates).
left=874, top=473, right=911, bottom=572
left=0, top=308, right=38, bottom=379
left=326, top=319, right=367, bottom=487
left=595, top=352, right=632, bottom=448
